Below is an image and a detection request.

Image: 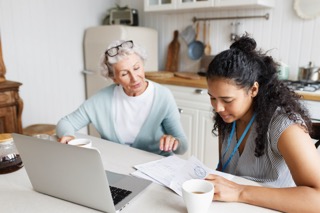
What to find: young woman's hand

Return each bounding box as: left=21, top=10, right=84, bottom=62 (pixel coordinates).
left=159, top=135, right=179, bottom=152
left=205, top=174, right=244, bottom=202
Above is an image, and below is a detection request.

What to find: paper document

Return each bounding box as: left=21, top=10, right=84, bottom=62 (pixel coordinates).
left=134, top=155, right=185, bottom=186
left=132, top=155, right=234, bottom=196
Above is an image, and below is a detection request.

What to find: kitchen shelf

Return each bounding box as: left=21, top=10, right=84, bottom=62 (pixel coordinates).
left=144, top=0, right=275, bottom=12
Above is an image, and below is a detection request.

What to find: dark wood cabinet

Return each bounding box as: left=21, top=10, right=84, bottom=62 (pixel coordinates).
left=0, top=80, right=23, bottom=133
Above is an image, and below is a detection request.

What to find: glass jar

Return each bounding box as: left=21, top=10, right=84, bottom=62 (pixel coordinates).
left=0, top=133, right=23, bottom=174
left=277, top=61, right=289, bottom=80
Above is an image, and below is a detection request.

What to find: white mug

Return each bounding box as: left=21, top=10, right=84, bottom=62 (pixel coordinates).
left=68, top=138, right=92, bottom=148
left=182, top=179, right=214, bottom=213
left=33, top=134, right=51, bottom=140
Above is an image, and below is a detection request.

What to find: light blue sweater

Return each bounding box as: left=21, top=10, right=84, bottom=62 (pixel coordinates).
left=56, top=82, right=188, bottom=156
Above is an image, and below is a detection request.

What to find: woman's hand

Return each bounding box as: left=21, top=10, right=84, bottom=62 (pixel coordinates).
left=159, top=135, right=179, bottom=152
left=205, top=174, right=244, bottom=202
left=58, top=135, right=75, bottom=144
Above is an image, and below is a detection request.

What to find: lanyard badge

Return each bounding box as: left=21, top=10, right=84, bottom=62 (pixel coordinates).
left=221, top=113, right=256, bottom=172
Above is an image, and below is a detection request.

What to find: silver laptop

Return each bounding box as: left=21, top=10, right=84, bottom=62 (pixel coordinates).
left=12, top=133, right=152, bottom=213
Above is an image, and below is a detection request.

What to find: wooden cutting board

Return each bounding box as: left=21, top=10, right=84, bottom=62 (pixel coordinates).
left=174, top=72, right=201, bottom=80
left=165, top=30, right=180, bottom=72
left=145, top=71, right=201, bottom=80
left=145, top=71, right=174, bottom=79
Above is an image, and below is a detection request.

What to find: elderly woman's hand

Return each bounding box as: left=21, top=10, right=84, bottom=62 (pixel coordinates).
left=159, top=135, right=179, bottom=152
left=58, top=135, right=75, bottom=144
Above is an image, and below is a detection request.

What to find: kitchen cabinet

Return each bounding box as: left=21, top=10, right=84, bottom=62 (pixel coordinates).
left=144, top=0, right=176, bottom=12
left=177, top=0, right=214, bottom=10
left=215, top=0, right=275, bottom=9
left=165, top=84, right=219, bottom=169
left=144, top=0, right=274, bottom=12
left=144, top=0, right=214, bottom=11
left=301, top=100, right=320, bottom=121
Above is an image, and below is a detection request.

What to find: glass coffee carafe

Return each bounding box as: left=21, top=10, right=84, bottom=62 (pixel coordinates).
left=0, top=133, right=23, bottom=174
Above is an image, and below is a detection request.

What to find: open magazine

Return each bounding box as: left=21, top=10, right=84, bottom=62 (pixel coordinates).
left=131, top=155, right=234, bottom=196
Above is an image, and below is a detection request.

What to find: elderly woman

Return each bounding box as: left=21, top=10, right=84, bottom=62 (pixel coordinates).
left=56, top=40, right=188, bottom=156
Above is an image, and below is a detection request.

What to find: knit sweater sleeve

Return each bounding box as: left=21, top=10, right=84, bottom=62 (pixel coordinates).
left=55, top=103, right=91, bottom=138
left=56, top=85, right=115, bottom=138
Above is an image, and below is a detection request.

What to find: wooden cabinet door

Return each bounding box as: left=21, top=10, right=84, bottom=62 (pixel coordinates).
left=0, top=80, right=23, bottom=134
left=0, top=106, right=18, bottom=133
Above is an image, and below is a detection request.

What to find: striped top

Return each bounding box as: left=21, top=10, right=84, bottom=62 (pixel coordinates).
left=220, top=108, right=302, bottom=187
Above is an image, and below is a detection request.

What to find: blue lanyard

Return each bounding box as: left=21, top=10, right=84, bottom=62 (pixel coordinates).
left=221, top=113, right=256, bottom=172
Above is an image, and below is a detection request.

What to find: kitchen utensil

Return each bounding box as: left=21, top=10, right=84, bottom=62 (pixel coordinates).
left=199, top=55, right=215, bottom=73
left=298, top=61, right=320, bottom=82
left=188, top=22, right=204, bottom=60
left=230, top=22, right=240, bottom=41
left=204, top=21, right=212, bottom=55
left=180, top=25, right=196, bottom=45
left=165, top=30, right=180, bottom=72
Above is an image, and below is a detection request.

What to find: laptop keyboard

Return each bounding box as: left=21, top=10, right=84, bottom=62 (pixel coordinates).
left=109, top=186, right=132, bottom=205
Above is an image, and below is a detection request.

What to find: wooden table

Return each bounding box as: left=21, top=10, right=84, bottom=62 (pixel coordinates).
left=0, top=133, right=279, bottom=213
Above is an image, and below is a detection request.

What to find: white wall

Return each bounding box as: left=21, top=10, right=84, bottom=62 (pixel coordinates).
left=0, top=0, right=115, bottom=131
left=0, top=0, right=319, bottom=131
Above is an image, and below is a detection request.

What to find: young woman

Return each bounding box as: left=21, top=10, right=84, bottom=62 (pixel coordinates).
left=205, top=35, right=320, bottom=212
left=56, top=40, right=188, bottom=156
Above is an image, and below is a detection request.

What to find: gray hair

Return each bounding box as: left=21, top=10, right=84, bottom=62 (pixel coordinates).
left=100, top=40, right=148, bottom=79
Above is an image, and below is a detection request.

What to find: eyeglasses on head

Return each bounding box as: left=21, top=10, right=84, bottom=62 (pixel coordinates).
left=105, top=40, right=134, bottom=57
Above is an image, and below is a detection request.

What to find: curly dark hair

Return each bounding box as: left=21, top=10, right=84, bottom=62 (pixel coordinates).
left=206, top=34, right=312, bottom=157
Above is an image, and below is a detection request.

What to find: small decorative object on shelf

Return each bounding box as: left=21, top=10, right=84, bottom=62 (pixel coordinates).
left=103, top=4, right=138, bottom=26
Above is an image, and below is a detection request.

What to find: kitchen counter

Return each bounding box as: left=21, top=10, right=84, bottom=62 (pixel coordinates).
left=147, top=74, right=207, bottom=88
left=146, top=72, right=320, bottom=102
left=295, top=91, right=320, bottom=102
